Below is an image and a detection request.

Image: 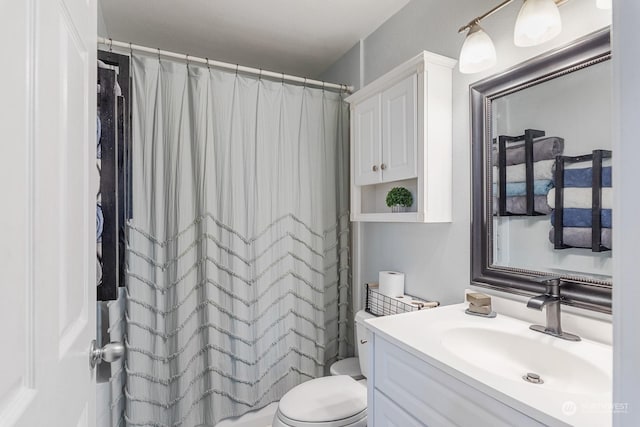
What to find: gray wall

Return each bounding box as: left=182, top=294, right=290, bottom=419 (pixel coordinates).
left=98, top=2, right=108, bottom=37
left=319, top=41, right=361, bottom=90
left=320, top=0, right=611, bottom=306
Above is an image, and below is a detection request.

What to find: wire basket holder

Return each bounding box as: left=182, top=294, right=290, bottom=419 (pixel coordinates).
left=365, top=284, right=439, bottom=316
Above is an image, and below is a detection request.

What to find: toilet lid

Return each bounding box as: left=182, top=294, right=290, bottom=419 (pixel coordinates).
left=329, top=357, right=362, bottom=378
left=278, top=375, right=367, bottom=425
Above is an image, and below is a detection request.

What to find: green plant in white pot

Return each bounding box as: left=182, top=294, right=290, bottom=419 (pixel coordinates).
left=386, top=187, right=413, bottom=213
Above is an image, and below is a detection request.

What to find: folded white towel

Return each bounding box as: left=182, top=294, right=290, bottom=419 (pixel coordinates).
left=565, top=158, right=612, bottom=170
left=547, top=187, right=613, bottom=209
left=492, top=159, right=555, bottom=184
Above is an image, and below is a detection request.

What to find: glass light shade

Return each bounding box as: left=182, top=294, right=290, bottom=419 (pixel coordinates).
left=459, top=24, right=497, bottom=74
left=596, top=0, right=612, bottom=9
left=514, top=0, right=562, bottom=47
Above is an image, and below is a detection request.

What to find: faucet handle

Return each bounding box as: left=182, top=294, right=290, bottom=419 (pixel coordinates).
left=534, top=275, right=563, bottom=295
left=534, top=275, right=563, bottom=285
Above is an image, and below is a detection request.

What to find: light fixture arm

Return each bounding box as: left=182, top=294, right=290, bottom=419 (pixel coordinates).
left=458, top=0, right=514, bottom=34
left=458, top=0, right=569, bottom=34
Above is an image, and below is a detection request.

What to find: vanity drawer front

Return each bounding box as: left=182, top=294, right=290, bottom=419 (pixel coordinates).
left=373, top=389, right=426, bottom=427
left=374, top=336, right=544, bottom=427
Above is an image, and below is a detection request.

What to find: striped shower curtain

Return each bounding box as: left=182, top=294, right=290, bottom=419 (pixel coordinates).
left=123, top=53, right=352, bottom=426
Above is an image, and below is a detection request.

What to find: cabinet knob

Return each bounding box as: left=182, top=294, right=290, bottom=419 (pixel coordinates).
left=372, top=165, right=378, bottom=172
left=380, top=163, right=386, bottom=170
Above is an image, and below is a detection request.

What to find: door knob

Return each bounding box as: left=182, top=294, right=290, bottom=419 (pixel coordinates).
left=380, top=163, right=386, bottom=170
left=90, top=340, right=124, bottom=368
left=372, top=165, right=378, bottom=172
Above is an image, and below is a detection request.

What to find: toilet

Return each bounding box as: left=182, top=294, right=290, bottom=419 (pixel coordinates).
left=272, top=310, right=375, bottom=427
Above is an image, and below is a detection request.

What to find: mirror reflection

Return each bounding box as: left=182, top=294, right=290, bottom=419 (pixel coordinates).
left=490, top=59, right=612, bottom=280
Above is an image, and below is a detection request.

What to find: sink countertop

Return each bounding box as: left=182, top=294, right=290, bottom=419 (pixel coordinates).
left=365, top=304, right=613, bottom=427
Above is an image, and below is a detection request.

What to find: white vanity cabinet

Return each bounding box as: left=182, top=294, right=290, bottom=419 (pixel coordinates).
left=347, top=51, right=456, bottom=222
left=368, top=333, right=546, bottom=427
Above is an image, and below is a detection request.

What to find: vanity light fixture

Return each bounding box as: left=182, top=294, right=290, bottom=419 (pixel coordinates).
left=596, top=0, right=612, bottom=10
left=458, top=0, right=512, bottom=74
left=458, top=0, right=570, bottom=74
left=514, top=0, right=562, bottom=47
left=459, top=22, right=497, bottom=74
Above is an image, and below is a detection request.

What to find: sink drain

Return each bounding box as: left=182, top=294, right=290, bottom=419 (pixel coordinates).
left=522, top=372, right=544, bottom=384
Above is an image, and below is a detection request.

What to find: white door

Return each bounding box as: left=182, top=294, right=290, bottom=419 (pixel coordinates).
left=353, top=94, right=382, bottom=186
left=381, top=74, right=417, bottom=183
left=0, top=0, right=97, bottom=425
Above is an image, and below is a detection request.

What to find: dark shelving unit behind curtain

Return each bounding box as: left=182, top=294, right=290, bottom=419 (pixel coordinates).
left=97, top=51, right=131, bottom=301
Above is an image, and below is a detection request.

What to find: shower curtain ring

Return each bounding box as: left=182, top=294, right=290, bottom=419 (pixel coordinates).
left=157, top=48, right=161, bottom=61
left=303, top=77, right=307, bottom=88
left=108, top=38, right=113, bottom=52
left=206, top=58, right=210, bottom=70
left=185, top=54, right=190, bottom=68
left=259, top=69, right=262, bottom=80
left=129, top=42, right=133, bottom=55
left=281, top=72, right=285, bottom=85
left=235, top=64, right=239, bottom=77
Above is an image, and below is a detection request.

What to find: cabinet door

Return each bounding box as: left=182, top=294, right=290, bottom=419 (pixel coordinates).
left=381, top=74, right=417, bottom=182
left=354, top=94, right=382, bottom=186
left=374, top=336, right=544, bottom=427
left=373, top=390, right=427, bottom=427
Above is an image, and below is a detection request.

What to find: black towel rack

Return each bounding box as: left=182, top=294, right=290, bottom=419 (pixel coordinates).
left=494, top=128, right=546, bottom=216
left=553, top=149, right=612, bottom=252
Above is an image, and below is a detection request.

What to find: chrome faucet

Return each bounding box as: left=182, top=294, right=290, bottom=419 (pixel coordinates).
left=526, top=276, right=581, bottom=341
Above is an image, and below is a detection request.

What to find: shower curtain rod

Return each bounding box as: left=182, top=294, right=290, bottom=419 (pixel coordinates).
left=98, top=37, right=354, bottom=92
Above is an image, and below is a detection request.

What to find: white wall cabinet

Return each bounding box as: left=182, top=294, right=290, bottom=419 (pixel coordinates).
left=354, top=74, right=417, bottom=186
left=381, top=74, right=417, bottom=183
left=354, top=94, right=382, bottom=186
left=347, top=51, right=455, bottom=222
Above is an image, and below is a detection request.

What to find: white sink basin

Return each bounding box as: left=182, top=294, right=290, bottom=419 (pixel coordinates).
left=365, top=303, right=612, bottom=427
left=441, top=327, right=611, bottom=396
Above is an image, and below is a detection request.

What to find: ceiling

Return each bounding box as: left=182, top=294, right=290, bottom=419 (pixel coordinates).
left=99, top=0, right=411, bottom=78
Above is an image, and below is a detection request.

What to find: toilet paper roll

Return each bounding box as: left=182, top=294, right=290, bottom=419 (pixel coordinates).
left=379, top=271, right=405, bottom=297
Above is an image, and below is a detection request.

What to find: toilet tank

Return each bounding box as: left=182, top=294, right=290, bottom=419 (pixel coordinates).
left=355, top=310, right=375, bottom=378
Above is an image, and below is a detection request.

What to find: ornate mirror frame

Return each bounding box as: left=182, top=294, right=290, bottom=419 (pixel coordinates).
left=470, top=27, right=612, bottom=313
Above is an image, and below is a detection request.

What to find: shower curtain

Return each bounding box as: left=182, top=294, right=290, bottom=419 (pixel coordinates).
left=124, top=54, right=353, bottom=426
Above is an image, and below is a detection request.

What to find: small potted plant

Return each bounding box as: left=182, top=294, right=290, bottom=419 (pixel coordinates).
left=386, top=187, right=413, bottom=213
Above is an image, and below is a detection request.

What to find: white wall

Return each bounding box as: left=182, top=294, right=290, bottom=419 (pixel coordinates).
left=613, top=0, right=640, bottom=424
left=320, top=0, right=611, bottom=306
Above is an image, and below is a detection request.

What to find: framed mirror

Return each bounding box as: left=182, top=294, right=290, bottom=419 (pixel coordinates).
left=470, top=28, right=612, bottom=313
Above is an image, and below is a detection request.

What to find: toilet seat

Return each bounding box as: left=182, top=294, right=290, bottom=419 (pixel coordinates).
left=274, top=375, right=367, bottom=427
left=275, top=408, right=367, bottom=427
